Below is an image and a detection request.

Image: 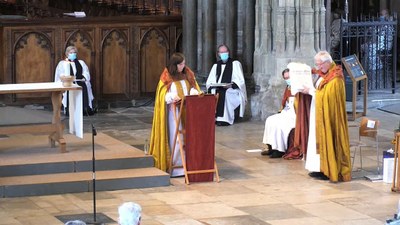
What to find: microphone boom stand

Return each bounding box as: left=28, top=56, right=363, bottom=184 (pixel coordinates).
left=92, top=124, right=98, bottom=224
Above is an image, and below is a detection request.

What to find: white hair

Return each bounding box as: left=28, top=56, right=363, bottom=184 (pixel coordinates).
left=65, top=46, right=78, bottom=56
left=118, top=202, right=142, bottom=225
left=64, top=220, right=86, bottom=225
left=314, top=50, right=333, bottom=63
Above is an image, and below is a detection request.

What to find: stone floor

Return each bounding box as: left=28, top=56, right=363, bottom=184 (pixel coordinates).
left=1, top=96, right=400, bottom=224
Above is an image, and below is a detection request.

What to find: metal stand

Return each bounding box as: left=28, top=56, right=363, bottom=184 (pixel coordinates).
left=56, top=124, right=115, bottom=225
left=91, top=124, right=98, bottom=224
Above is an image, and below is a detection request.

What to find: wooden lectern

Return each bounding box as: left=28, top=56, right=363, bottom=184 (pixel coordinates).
left=341, top=55, right=368, bottom=121
left=170, top=94, right=220, bottom=184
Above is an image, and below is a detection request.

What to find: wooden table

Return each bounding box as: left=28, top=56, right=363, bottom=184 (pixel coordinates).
left=0, top=82, right=82, bottom=153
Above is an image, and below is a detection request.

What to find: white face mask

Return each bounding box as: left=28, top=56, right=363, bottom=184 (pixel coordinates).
left=285, top=79, right=291, bottom=86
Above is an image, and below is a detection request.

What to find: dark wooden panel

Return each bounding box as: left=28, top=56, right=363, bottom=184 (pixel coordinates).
left=14, top=32, right=53, bottom=99
left=0, top=15, right=182, bottom=105
left=102, top=29, right=129, bottom=98
left=140, top=28, right=168, bottom=93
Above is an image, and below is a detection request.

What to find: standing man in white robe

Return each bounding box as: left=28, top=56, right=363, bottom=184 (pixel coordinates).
left=206, top=44, right=247, bottom=126
left=54, top=46, right=94, bottom=116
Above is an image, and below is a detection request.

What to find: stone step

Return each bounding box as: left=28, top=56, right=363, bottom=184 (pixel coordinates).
left=0, top=167, right=170, bottom=197
left=0, top=154, right=155, bottom=177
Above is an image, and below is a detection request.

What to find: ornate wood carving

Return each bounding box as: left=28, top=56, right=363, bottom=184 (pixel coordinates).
left=140, top=28, right=168, bottom=93
left=0, top=15, right=182, bottom=105
left=14, top=32, right=53, bottom=100
left=101, top=29, right=129, bottom=98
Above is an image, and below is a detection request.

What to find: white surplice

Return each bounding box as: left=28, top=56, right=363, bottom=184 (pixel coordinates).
left=165, top=80, right=198, bottom=177
left=305, top=78, right=323, bottom=172
left=67, top=89, right=83, bottom=138
left=262, top=97, right=296, bottom=152
left=206, top=60, right=247, bottom=124
left=54, top=60, right=94, bottom=110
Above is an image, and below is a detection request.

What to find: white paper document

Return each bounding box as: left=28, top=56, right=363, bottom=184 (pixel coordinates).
left=287, top=62, right=313, bottom=95
left=63, top=11, right=86, bottom=18
left=209, top=83, right=232, bottom=88
left=246, top=149, right=263, bottom=153
left=367, top=120, right=376, bottom=128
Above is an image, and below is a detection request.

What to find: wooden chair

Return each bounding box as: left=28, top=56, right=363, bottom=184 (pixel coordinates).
left=350, top=117, right=380, bottom=179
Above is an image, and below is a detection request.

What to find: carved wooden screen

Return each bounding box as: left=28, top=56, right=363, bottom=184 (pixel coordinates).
left=101, top=29, right=129, bottom=99
left=0, top=16, right=182, bottom=104
left=140, top=28, right=168, bottom=94
left=14, top=31, right=53, bottom=100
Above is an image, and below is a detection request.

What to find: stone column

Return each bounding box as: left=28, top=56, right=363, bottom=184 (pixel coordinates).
left=242, top=0, right=255, bottom=76
left=310, top=0, right=325, bottom=51
left=251, top=0, right=325, bottom=120
left=224, top=0, right=237, bottom=54
left=285, top=2, right=297, bottom=53
left=252, top=0, right=275, bottom=120
left=182, top=0, right=197, bottom=70
left=202, top=0, right=216, bottom=75
left=326, top=0, right=331, bottom=51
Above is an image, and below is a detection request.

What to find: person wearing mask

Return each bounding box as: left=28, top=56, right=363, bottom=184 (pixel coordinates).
left=54, top=45, right=94, bottom=116
left=206, top=44, right=247, bottom=126
left=261, top=68, right=296, bottom=158
left=149, top=52, right=201, bottom=177
left=118, top=202, right=142, bottom=225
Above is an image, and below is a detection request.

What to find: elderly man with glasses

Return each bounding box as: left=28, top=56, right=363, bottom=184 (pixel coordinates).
left=301, top=51, right=351, bottom=182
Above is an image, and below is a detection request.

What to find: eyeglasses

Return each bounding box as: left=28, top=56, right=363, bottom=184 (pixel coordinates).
left=315, top=61, right=328, bottom=69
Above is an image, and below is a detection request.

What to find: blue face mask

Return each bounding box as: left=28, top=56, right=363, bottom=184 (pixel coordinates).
left=220, top=52, right=229, bottom=62
left=285, top=79, right=291, bottom=86
left=68, top=53, right=77, bottom=61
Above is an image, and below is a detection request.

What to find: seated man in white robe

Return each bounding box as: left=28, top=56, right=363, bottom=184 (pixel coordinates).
left=261, top=69, right=296, bottom=158
left=206, top=44, right=247, bottom=126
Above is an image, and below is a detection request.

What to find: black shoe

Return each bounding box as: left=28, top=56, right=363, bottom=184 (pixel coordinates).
left=308, top=172, right=321, bottom=178
left=261, top=149, right=274, bottom=156
left=87, top=108, right=95, bottom=116
left=170, top=174, right=185, bottom=178
left=269, top=150, right=285, bottom=158
left=308, top=172, right=329, bottom=180
left=216, top=121, right=230, bottom=126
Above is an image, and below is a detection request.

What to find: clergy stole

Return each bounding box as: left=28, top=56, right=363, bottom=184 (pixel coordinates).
left=215, top=58, right=233, bottom=117
left=67, top=59, right=89, bottom=112
left=185, top=95, right=216, bottom=182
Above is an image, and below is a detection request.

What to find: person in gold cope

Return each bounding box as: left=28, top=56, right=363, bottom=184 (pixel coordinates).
left=149, top=53, right=201, bottom=177
left=303, top=51, right=351, bottom=182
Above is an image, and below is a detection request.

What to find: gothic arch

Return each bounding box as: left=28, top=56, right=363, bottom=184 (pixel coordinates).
left=100, top=29, right=129, bottom=99
left=139, top=28, right=169, bottom=93
left=14, top=31, right=53, bottom=85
